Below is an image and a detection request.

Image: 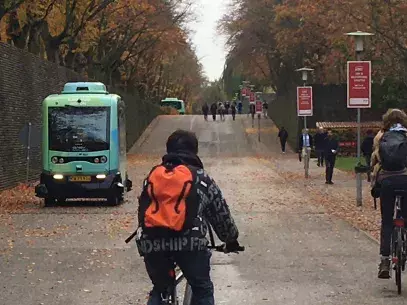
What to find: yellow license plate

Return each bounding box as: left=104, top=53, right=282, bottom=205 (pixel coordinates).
left=69, top=176, right=91, bottom=182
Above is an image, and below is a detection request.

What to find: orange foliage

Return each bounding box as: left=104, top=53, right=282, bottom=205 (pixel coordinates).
left=0, top=0, right=204, bottom=106
left=221, top=0, right=407, bottom=87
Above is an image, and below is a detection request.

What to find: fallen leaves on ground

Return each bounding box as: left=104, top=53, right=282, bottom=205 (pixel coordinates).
left=24, top=224, right=70, bottom=238
left=0, top=183, right=41, bottom=213
left=106, top=214, right=135, bottom=238
left=309, top=186, right=381, bottom=240
left=276, top=156, right=381, bottom=241
left=245, top=126, right=278, bottom=135
left=127, top=154, right=161, bottom=167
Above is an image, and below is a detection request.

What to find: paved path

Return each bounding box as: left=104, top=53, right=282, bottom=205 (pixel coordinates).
left=0, top=114, right=405, bottom=304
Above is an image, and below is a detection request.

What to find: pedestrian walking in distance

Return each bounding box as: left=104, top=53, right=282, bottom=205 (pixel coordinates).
left=210, top=102, right=217, bottom=121
left=278, top=127, right=288, bottom=153
left=324, top=129, right=339, bottom=185
left=314, top=127, right=327, bottom=167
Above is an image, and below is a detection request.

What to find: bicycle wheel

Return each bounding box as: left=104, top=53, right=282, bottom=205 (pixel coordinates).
left=183, top=284, right=193, bottom=305
left=395, top=228, right=403, bottom=294
left=403, top=229, right=407, bottom=272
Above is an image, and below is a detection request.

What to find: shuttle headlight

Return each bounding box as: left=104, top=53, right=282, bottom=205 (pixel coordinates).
left=100, top=156, right=107, bottom=163
left=96, top=174, right=106, bottom=179
left=51, top=157, right=58, bottom=164
left=94, top=158, right=100, bottom=163
left=53, top=174, right=64, bottom=180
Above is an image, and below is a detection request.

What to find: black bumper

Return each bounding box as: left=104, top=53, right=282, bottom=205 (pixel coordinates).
left=35, top=172, right=127, bottom=199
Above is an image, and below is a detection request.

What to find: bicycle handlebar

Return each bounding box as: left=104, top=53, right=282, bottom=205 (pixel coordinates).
left=205, top=219, right=245, bottom=253
left=208, top=244, right=245, bottom=253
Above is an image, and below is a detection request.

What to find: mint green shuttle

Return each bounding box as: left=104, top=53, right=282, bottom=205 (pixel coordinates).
left=160, top=97, right=185, bottom=114
left=35, top=82, right=132, bottom=206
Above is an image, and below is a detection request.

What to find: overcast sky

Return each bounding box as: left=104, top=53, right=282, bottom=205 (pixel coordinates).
left=188, top=0, right=231, bottom=81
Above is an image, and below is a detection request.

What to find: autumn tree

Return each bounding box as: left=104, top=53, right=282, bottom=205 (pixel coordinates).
left=220, top=0, right=407, bottom=102
left=0, top=0, right=205, bottom=108
left=0, top=0, right=25, bottom=22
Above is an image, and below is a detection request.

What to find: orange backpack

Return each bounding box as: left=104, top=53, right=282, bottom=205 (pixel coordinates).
left=138, top=164, right=199, bottom=232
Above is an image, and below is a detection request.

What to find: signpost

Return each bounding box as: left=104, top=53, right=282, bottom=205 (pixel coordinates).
left=345, top=30, right=374, bottom=207
left=241, top=87, right=247, bottom=97
left=347, top=60, right=372, bottom=206
left=255, top=100, right=263, bottom=114
left=297, top=86, right=313, bottom=126
left=249, top=91, right=255, bottom=103
left=347, top=61, right=371, bottom=108
left=295, top=68, right=314, bottom=131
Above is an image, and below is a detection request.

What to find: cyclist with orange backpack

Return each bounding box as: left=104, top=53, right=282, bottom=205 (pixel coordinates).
left=131, top=129, right=241, bottom=305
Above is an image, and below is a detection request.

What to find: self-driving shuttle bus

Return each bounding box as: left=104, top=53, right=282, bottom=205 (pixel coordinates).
left=160, top=97, right=185, bottom=114
left=35, top=82, right=132, bottom=206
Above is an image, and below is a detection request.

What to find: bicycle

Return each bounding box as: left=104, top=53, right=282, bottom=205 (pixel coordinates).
left=158, top=224, right=245, bottom=305
left=391, top=189, right=407, bottom=294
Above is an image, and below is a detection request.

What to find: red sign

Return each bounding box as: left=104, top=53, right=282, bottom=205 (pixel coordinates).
left=347, top=61, right=371, bottom=108
left=339, top=141, right=357, bottom=148
left=249, top=92, right=255, bottom=102
left=241, top=88, right=247, bottom=97
left=255, top=100, right=262, bottom=113
left=297, top=86, right=313, bottom=116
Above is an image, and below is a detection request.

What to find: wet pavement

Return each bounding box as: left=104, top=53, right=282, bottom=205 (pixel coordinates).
left=0, top=114, right=406, bottom=304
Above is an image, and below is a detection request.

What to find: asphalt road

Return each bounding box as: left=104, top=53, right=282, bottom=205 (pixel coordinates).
left=0, top=114, right=405, bottom=304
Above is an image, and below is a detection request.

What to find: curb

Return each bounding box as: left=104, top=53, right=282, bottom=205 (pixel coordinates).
left=130, top=116, right=161, bottom=152
left=355, top=225, right=380, bottom=244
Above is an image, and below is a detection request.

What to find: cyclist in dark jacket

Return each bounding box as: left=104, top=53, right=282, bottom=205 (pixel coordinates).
left=371, top=109, right=407, bottom=279
left=135, top=130, right=241, bottom=305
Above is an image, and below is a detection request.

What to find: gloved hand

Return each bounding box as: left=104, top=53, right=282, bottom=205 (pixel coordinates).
left=223, top=240, right=243, bottom=253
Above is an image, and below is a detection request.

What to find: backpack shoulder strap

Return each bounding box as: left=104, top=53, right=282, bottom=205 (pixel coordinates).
left=184, top=165, right=199, bottom=183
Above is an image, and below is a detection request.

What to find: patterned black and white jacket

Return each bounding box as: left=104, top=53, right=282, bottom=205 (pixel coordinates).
left=135, top=152, right=239, bottom=255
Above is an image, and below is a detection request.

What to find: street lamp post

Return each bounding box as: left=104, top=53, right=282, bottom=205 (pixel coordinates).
left=295, top=67, right=314, bottom=130
left=345, top=31, right=374, bottom=207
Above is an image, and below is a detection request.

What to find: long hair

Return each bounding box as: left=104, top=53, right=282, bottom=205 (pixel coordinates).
left=382, top=108, right=407, bottom=130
